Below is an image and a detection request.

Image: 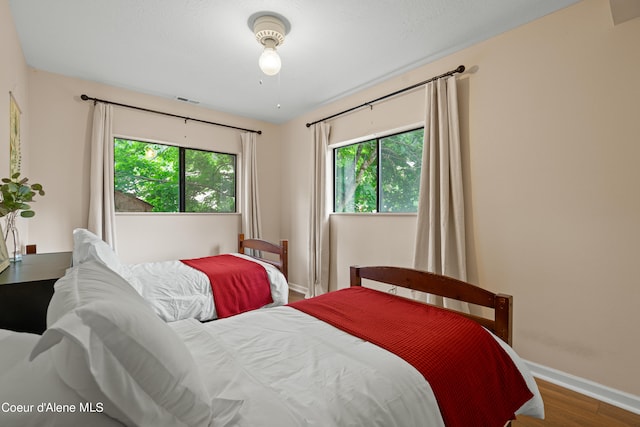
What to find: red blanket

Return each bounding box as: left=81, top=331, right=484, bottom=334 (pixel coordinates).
left=181, top=254, right=272, bottom=318
left=289, top=287, right=533, bottom=427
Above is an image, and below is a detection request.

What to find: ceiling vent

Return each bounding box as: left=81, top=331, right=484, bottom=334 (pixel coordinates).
left=176, top=96, right=199, bottom=104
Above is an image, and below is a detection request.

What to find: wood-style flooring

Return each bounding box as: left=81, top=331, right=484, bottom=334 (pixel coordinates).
left=288, top=290, right=640, bottom=426
left=514, top=379, right=640, bottom=427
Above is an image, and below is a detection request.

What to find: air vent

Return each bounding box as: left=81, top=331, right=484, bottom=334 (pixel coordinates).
left=176, top=96, right=200, bottom=104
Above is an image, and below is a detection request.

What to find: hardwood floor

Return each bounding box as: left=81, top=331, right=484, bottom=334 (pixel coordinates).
left=287, top=290, right=640, bottom=426
left=288, top=290, right=305, bottom=302
left=514, top=379, right=640, bottom=426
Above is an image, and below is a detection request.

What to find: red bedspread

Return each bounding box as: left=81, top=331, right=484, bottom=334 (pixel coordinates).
left=181, top=254, right=272, bottom=318
left=289, top=287, right=533, bottom=427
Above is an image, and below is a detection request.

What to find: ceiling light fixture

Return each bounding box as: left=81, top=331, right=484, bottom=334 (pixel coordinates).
left=251, top=13, right=290, bottom=76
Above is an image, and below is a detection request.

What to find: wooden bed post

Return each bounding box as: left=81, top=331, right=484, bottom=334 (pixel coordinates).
left=280, top=239, right=288, bottom=282
left=238, top=233, right=245, bottom=253
left=495, top=294, right=513, bottom=346
left=350, top=266, right=362, bottom=287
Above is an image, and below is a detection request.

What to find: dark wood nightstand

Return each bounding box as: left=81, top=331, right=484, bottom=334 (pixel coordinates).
left=0, top=252, right=72, bottom=334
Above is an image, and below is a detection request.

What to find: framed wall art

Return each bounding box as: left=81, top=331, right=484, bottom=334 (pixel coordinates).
left=9, top=92, right=22, bottom=176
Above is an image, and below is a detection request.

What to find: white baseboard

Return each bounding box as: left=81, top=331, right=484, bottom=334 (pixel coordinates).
left=525, top=360, right=640, bottom=415
left=287, top=282, right=307, bottom=296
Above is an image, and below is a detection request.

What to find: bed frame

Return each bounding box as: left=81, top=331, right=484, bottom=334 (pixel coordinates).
left=238, top=234, right=288, bottom=282
left=350, top=266, right=513, bottom=345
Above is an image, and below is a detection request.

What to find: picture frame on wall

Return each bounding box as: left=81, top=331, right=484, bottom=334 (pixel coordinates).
left=10, top=91, right=22, bottom=176
left=0, top=223, right=9, bottom=273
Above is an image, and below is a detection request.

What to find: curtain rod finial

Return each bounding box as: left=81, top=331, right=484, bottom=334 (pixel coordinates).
left=455, top=65, right=465, bottom=73
left=81, top=94, right=89, bottom=101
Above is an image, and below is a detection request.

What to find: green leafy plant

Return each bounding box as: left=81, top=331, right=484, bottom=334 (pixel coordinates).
left=0, top=173, right=45, bottom=219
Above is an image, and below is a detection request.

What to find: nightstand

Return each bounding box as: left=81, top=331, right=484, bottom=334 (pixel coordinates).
left=0, top=252, right=72, bottom=334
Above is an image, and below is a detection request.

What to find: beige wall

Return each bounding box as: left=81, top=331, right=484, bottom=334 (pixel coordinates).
left=0, top=0, right=31, bottom=243
left=26, top=69, right=282, bottom=261
left=281, top=0, right=640, bottom=396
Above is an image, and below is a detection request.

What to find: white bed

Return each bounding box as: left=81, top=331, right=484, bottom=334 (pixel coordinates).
left=70, top=229, right=289, bottom=322
left=0, top=308, right=543, bottom=427
left=170, top=308, right=543, bottom=426
left=125, top=254, right=289, bottom=322
left=0, top=260, right=544, bottom=427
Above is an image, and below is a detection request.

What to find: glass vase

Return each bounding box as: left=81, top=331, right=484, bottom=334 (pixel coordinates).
left=4, top=214, right=22, bottom=262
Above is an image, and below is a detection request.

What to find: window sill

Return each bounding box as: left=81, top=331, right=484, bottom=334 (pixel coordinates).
left=115, top=212, right=241, bottom=216
left=330, top=212, right=417, bottom=217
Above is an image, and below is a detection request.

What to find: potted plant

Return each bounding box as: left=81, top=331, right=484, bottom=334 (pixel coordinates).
left=0, top=173, right=45, bottom=261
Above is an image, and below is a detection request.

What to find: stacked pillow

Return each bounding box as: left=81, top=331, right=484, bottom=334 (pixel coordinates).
left=46, top=251, right=139, bottom=327
left=70, top=228, right=130, bottom=279
left=34, top=229, right=215, bottom=427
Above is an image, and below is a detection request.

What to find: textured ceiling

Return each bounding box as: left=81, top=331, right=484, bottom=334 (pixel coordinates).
left=9, top=0, right=579, bottom=124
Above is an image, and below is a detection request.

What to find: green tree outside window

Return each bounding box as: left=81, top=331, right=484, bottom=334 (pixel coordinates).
left=114, top=138, right=235, bottom=213
left=334, top=128, right=423, bottom=213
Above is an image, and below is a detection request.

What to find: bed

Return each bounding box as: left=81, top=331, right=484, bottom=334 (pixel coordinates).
left=0, top=262, right=544, bottom=427
left=71, top=228, right=289, bottom=322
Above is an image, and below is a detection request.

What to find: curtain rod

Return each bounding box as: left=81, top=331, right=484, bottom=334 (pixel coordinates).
left=305, top=65, right=465, bottom=128
left=80, top=94, right=262, bottom=135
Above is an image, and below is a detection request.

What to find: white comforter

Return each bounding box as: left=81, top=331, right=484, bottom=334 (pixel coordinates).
left=126, top=254, right=289, bottom=322
left=170, top=307, right=545, bottom=427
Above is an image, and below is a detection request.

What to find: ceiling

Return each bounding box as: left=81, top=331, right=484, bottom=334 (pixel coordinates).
left=9, top=0, right=579, bottom=124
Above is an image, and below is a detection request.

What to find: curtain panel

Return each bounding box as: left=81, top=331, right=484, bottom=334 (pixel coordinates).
left=413, top=76, right=469, bottom=312
left=88, top=102, right=117, bottom=249
left=307, top=122, right=331, bottom=298
left=240, top=132, right=262, bottom=241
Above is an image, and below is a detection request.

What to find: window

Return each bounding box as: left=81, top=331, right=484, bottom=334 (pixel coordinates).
left=114, top=138, right=236, bottom=213
left=334, top=128, right=423, bottom=213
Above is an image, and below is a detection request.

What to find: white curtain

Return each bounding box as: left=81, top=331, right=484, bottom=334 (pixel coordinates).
left=413, top=76, right=469, bottom=312
left=87, top=102, right=117, bottom=248
left=241, top=132, right=262, bottom=241
left=307, top=122, right=331, bottom=298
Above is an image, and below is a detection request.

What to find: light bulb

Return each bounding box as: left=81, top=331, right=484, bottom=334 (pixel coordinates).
left=259, top=47, right=281, bottom=76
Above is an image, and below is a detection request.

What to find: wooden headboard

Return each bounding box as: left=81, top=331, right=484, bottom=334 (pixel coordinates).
left=350, top=266, right=513, bottom=345
left=238, top=234, right=288, bottom=281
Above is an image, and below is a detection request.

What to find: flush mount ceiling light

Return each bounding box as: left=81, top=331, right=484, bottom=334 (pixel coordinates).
left=250, top=13, right=290, bottom=76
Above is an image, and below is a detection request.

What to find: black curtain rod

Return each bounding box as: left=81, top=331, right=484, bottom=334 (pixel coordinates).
left=306, top=65, right=465, bottom=128
left=80, top=94, right=262, bottom=134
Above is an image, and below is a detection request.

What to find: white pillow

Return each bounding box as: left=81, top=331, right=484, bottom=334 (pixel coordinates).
left=0, top=329, right=41, bottom=373
left=47, top=260, right=144, bottom=327
left=72, top=228, right=125, bottom=275
left=0, top=330, right=121, bottom=427
left=32, top=300, right=214, bottom=427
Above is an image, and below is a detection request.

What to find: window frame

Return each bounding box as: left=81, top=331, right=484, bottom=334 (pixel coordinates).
left=332, top=126, right=424, bottom=214
left=113, top=136, right=238, bottom=214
